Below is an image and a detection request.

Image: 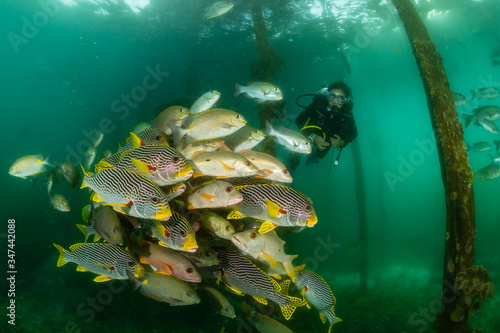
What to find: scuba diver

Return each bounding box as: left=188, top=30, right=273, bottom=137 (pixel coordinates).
left=287, top=81, right=358, bottom=173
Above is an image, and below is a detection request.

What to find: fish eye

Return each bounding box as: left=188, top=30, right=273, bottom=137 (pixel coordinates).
left=151, top=197, right=160, bottom=204
left=172, top=156, right=180, bottom=163
left=186, top=268, right=193, bottom=274
left=155, top=135, right=162, bottom=141
left=235, top=114, right=241, bottom=119
left=187, top=292, right=192, bottom=297
left=283, top=169, right=288, bottom=175
left=274, top=87, right=279, bottom=91
left=250, top=233, right=257, bottom=239
left=245, top=161, right=252, bottom=167
left=225, top=226, right=231, bottom=231
left=180, top=230, right=187, bottom=237
left=225, top=187, right=233, bottom=193
left=127, top=262, right=134, bottom=268
left=304, top=205, right=312, bottom=212
left=225, top=307, right=229, bottom=312
left=109, top=266, right=116, bottom=271
left=206, top=251, right=211, bottom=257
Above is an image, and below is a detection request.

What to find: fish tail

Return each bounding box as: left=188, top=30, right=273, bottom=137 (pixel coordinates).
left=462, top=114, right=473, bottom=128
left=80, top=164, right=89, bottom=189
left=494, top=140, right=500, bottom=152
left=470, top=89, right=475, bottom=100
left=42, top=154, right=54, bottom=168
left=279, top=296, right=307, bottom=320
left=76, top=224, right=90, bottom=242
left=170, top=123, right=187, bottom=146
left=233, top=83, right=242, bottom=98
left=264, top=120, right=274, bottom=136
left=52, top=243, right=69, bottom=267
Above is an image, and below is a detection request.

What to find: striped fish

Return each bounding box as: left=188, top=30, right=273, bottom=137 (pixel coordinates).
left=142, top=213, right=198, bottom=252
left=118, top=128, right=170, bottom=153
left=81, top=167, right=171, bottom=221
left=243, top=302, right=295, bottom=333
left=151, top=105, right=191, bottom=136
left=212, top=247, right=306, bottom=320
left=53, top=242, right=144, bottom=282
left=227, top=182, right=317, bottom=230
left=294, top=270, right=342, bottom=332
left=112, top=145, right=192, bottom=186
left=129, top=271, right=200, bottom=306
left=171, top=108, right=247, bottom=145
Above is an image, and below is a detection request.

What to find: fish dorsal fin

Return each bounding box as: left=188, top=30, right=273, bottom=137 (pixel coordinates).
left=69, top=243, right=85, bottom=252
left=76, top=265, right=87, bottom=272
left=227, top=210, right=246, bottom=220
left=264, top=198, right=286, bottom=219
left=94, top=275, right=112, bottom=283
left=252, top=296, right=268, bottom=305
left=90, top=192, right=104, bottom=203
left=95, top=160, right=114, bottom=172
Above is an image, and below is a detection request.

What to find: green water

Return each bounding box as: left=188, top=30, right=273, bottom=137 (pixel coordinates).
left=2, top=0, right=499, bottom=332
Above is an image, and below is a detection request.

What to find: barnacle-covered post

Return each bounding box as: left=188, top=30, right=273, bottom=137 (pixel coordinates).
left=249, top=0, right=282, bottom=156
left=390, top=0, right=484, bottom=332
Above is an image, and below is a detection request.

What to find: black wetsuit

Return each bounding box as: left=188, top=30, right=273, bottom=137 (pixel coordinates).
left=288, top=93, right=358, bottom=171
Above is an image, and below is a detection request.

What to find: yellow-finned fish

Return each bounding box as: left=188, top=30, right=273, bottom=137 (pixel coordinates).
left=53, top=242, right=144, bottom=282
left=127, top=236, right=201, bottom=282
left=294, top=270, right=342, bottom=333
left=171, top=108, right=247, bottom=145
left=142, top=212, right=198, bottom=253
left=118, top=128, right=170, bottom=153
left=231, top=228, right=298, bottom=279
left=80, top=167, right=171, bottom=221
left=187, top=180, right=243, bottom=209
left=211, top=247, right=307, bottom=320
left=111, top=145, right=193, bottom=186
left=239, top=149, right=293, bottom=183
left=9, top=154, right=51, bottom=179
left=191, top=151, right=258, bottom=178
left=226, top=180, right=317, bottom=231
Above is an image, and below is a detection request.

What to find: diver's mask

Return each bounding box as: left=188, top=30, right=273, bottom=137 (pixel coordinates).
left=327, top=91, right=349, bottom=105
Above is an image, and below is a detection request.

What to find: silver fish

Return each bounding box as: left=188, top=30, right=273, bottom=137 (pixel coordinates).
left=205, top=1, right=234, bottom=20
left=233, top=82, right=283, bottom=103
left=83, top=147, right=96, bottom=171
left=470, top=87, right=500, bottom=100
left=190, top=90, right=221, bottom=114
left=239, top=150, right=293, bottom=183
left=50, top=194, right=70, bottom=212
left=452, top=92, right=467, bottom=107
left=60, top=162, right=81, bottom=189
left=9, top=154, right=51, bottom=179
left=224, top=126, right=266, bottom=152
left=191, top=151, right=259, bottom=178
left=190, top=210, right=236, bottom=240
left=265, top=121, right=311, bottom=154
left=466, top=141, right=491, bottom=152
left=475, top=163, right=500, bottom=181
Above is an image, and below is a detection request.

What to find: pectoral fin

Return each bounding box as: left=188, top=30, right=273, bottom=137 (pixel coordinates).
left=260, top=251, right=278, bottom=268
left=131, top=159, right=156, bottom=175
left=258, top=222, right=277, bottom=234
left=264, top=198, right=286, bottom=219
left=199, top=192, right=216, bottom=200
left=94, top=275, right=112, bottom=282
left=219, top=160, right=234, bottom=172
